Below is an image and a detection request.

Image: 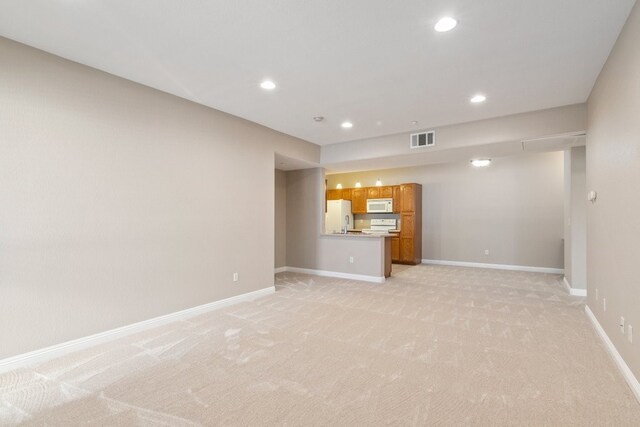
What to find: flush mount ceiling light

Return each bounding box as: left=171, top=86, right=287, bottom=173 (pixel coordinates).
left=471, top=159, right=492, bottom=167
left=336, top=183, right=343, bottom=189
left=341, top=121, right=353, bottom=129
left=434, top=17, right=457, bottom=32
left=470, top=94, right=487, bottom=103
left=355, top=181, right=362, bottom=188
left=260, top=80, right=276, bottom=90
left=375, top=179, right=382, bottom=187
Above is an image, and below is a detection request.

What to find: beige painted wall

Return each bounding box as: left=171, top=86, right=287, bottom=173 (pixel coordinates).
left=274, top=169, right=287, bottom=268
left=587, top=1, right=640, bottom=379
left=563, top=152, right=573, bottom=284
left=563, top=147, right=587, bottom=290
left=285, top=168, right=325, bottom=270
left=0, top=37, right=319, bottom=359
left=327, top=151, right=565, bottom=268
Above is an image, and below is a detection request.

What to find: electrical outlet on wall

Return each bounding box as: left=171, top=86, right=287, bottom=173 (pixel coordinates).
left=484, top=249, right=489, bottom=255
left=233, top=272, right=239, bottom=282
left=628, top=325, right=633, bottom=343
left=349, top=256, right=354, bottom=264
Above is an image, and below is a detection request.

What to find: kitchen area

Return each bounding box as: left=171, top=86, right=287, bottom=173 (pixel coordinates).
left=324, top=183, right=422, bottom=277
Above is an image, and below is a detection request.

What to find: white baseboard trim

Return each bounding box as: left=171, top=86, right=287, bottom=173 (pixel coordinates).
left=585, top=305, right=640, bottom=403
left=0, top=286, right=275, bottom=374
left=275, top=266, right=385, bottom=284
left=563, top=276, right=587, bottom=297
left=421, top=259, right=564, bottom=274
left=274, top=266, right=287, bottom=274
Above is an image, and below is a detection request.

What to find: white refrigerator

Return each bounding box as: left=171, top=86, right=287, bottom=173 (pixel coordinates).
left=325, top=200, right=354, bottom=233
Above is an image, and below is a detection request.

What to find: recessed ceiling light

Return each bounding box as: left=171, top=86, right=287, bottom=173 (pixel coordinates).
left=341, top=121, right=353, bottom=129
left=470, top=94, right=487, bottom=103
left=410, top=121, right=418, bottom=126
left=471, top=159, right=492, bottom=167
left=313, top=116, right=324, bottom=122
left=260, top=80, right=276, bottom=90
left=434, top=17, right=457, bottom=32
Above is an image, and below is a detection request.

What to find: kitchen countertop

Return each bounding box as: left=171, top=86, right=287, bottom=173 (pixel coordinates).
left=345, top=229, right=400, bottom=234
left=321, top=232, right=393, bottom=238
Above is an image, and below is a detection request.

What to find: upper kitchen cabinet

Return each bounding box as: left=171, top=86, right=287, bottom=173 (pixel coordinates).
left=326, top=189, right=341, bottom=201
left=351, top=188, right=367, bottom=214
left=379, top=186, right=393, bottom=198
left=393, top=186, right=402, bottom=213
left=326, top=188, right=352, bottom=201
left=367, top=187, right=379, bottom=199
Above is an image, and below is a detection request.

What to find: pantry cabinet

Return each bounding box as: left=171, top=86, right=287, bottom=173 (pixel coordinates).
left=398, top=184, right=422, bottom=264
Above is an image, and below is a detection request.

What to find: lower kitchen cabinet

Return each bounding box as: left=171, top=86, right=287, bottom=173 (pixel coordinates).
left=391, top=236, right=400, bottom=262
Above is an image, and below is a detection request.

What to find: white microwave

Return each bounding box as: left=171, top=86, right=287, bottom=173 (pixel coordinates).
left=367, top=198, right=393, bottom=213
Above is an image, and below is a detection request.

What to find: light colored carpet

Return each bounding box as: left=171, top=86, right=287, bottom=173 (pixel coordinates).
left=1, top=265, right=639, bottom=426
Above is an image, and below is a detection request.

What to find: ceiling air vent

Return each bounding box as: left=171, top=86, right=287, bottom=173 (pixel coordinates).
left=410, top=131, right=435, bottom=149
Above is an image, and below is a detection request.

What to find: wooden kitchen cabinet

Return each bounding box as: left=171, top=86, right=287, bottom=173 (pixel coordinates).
left=401, top=184, right=417, bottom=212
left=391, top=236, right=400, bottom=262
left=351, top=188, right=367, bottom=214
left=401, top=238, right=416, bottom=263
left=399, top=184, right=422, bottom=264
left=326, top=189, right=340, bottom=201
left=393, top=186, right=402, bottom=213
left=367, top=187, right=380, bottom=199
left=400, top=214, right=414, bottom=237
left=379, top=186, right=393, bottom=198
left=326, top=188, right=352, bottom=201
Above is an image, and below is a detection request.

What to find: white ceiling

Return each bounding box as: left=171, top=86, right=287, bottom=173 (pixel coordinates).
left=0, top=1, right=634, bottom=146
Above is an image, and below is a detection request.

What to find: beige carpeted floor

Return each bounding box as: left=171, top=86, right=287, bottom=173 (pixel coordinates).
left=1, top=265, right=639, bottom=426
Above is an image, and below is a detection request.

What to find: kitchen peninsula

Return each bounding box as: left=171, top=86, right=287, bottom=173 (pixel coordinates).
left=319, top=232, right=392, bottom=280
left=317, top=182, right=422, bottom=283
